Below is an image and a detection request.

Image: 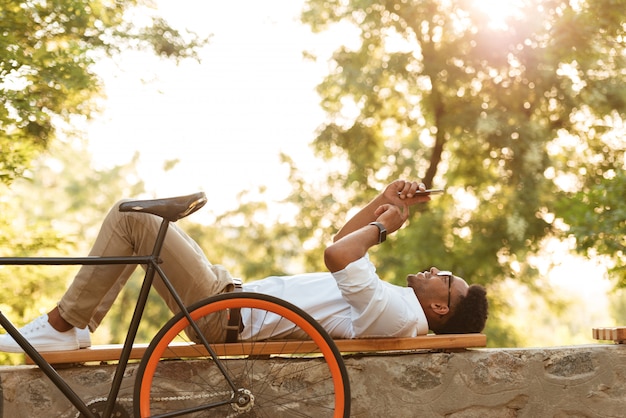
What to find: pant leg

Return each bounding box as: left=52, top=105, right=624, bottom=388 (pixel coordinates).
left=86, top=263, right=136, bottom=331
left=58, top=200, right=234, bottom=331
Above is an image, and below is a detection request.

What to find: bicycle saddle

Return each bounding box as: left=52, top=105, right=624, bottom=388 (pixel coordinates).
left=118, top=192, right=207, bottom=221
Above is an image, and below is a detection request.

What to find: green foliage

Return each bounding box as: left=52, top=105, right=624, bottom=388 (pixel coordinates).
left=0, top=0, right=208, bottom=185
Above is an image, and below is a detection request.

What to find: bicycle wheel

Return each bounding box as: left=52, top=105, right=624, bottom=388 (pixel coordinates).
left=134, top=292, right=350, bottom=418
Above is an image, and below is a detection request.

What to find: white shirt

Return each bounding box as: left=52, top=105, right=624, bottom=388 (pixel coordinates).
left=240, top=255, right=429, bottom=340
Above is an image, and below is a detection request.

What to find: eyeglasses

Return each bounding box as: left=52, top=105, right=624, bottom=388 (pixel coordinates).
left=437, top=271, right=454, bottom=310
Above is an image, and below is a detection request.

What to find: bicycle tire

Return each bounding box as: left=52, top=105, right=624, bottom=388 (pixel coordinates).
left=134, top=292, right=350, bottom=418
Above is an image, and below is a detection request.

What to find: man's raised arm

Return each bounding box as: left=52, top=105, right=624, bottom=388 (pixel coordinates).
left=324, top=180, right=430, bottom=272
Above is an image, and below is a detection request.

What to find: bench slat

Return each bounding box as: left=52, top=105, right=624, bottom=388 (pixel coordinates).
left=25, top=333, right=487, bottom=365
left=592, top=327, right=626, bottom=344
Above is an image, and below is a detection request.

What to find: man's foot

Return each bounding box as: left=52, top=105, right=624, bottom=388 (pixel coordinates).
left=77, top=327, right=91, bottom=349
left=0, top=314, right=80, bottom=352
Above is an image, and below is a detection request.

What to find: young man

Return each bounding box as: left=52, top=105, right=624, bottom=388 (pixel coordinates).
left=0, top=180, right=488, bottom=352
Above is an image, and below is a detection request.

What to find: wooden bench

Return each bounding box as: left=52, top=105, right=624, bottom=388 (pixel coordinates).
left=25, top=333, right=487, bottom=365
left=592, top=326, right=626, bottom=344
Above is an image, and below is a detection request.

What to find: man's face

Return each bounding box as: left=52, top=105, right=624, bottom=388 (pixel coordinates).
left=406, top=267, right=469, bottom=309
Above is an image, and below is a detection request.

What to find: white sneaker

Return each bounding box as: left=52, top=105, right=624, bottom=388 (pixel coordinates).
left=77, top=327, right=91, bottom=348
left=0, top=314, right=79, bottom=353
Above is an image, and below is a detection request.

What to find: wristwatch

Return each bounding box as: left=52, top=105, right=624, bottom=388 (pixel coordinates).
left=369, top=222, right=387, bottom=244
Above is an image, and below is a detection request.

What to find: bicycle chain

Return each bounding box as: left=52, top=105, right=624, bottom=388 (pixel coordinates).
left=149, top=389, right=231, bottom=403
left=72, top=391, right=234, bottom=417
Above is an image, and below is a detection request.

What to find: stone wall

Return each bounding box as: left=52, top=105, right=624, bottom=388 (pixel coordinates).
left=0, top=344, right=623, bottom=417
left=347, top=345, right=625, bottom=417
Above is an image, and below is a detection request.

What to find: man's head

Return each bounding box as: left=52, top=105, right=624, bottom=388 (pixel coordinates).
left=407, top=267, right=488, bottom=334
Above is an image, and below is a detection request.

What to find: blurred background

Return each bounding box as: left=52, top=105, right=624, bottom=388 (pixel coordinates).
left=1, top=0, right=625, bottom=362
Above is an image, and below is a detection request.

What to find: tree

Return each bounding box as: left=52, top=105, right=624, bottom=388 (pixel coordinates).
left=289, top=0, right=626, bottom=345
left=0, top=0, right=207, bottom=185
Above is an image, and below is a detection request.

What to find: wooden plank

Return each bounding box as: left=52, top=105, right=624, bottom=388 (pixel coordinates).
left=25, top=333, right=487, bottom=365
left=336, top=334, right=487, bottom=352
left=592, top=327, right=626, bottom=344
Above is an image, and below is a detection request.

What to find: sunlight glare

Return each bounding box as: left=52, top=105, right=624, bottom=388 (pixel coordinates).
left=473, top=0, right=524, bottom=30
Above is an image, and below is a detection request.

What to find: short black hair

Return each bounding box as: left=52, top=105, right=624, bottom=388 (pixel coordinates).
left=434, top=284, right=488, bottom=334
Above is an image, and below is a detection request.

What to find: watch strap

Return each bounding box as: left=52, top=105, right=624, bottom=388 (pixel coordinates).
left=369, top=222, right=387, bottom=244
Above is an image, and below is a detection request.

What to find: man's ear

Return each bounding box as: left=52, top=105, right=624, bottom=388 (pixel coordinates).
left=430, top=303, right=449, bottom=316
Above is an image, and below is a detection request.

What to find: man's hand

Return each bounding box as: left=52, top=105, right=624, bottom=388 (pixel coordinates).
left=373, top=203, right=409, bottom=236
left=383, top=180, right=431, bottom=205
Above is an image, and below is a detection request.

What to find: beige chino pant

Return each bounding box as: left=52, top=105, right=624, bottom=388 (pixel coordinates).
left=58, top=200, right=235, bottom=342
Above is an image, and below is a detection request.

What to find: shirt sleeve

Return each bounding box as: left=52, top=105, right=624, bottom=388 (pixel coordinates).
left=331, top=255, right=427, bottom=338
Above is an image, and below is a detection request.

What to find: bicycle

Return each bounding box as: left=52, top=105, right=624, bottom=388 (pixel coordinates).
left=0, top=192, right=351, bottom=418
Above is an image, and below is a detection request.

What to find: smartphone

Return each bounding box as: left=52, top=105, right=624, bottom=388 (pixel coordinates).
left=397, top=189, right=444, bottom=195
